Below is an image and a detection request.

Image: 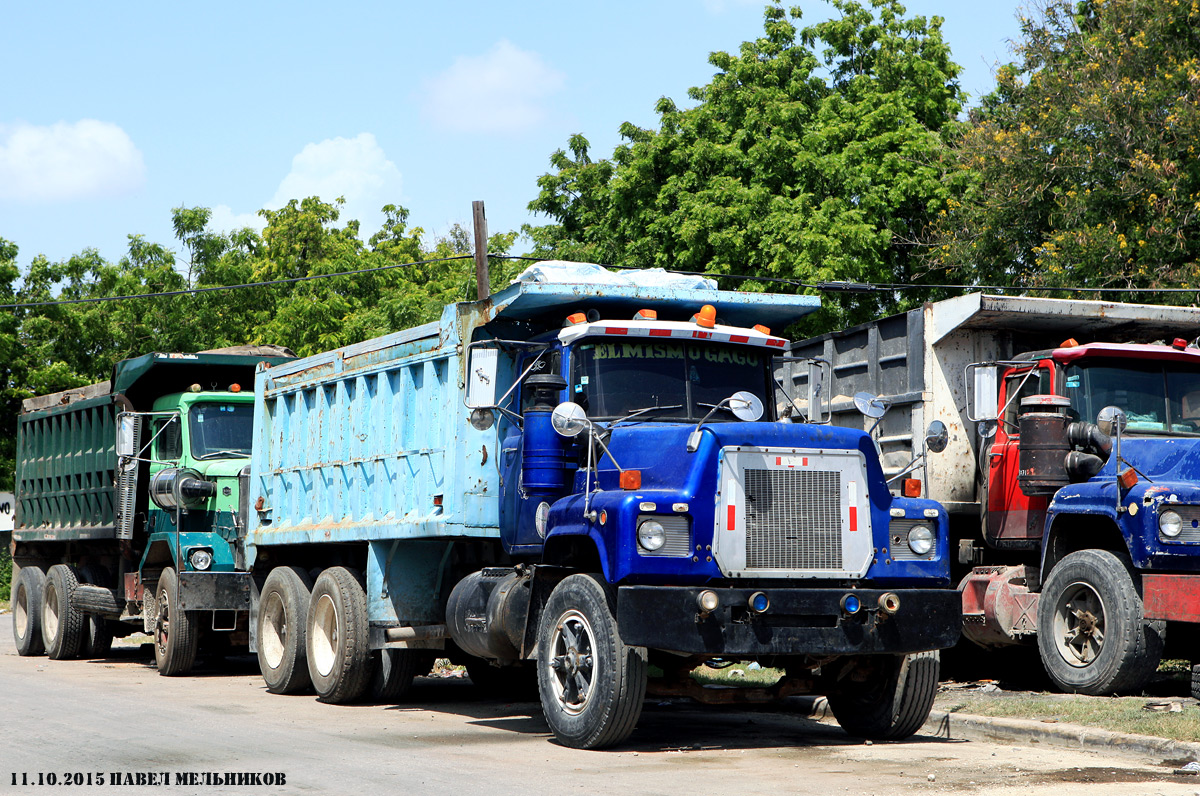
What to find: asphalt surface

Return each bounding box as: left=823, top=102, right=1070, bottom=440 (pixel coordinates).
left=0, top=622, right=1195, bottom=796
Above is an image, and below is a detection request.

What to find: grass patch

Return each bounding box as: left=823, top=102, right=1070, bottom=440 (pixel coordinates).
left=937, top=690, right=1200, bottom=743
left=686, top=664, right=786, bottom=687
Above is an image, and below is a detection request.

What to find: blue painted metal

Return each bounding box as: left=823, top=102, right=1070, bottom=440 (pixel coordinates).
left=1045, top=436, right=1200, bottom=573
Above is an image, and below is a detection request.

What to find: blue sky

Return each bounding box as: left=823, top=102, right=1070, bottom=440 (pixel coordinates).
left=0, top=2, right=1025, bottom=269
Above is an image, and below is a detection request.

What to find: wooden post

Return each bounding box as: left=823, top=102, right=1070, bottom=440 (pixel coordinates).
left=472, top=200, right=490, bottom=300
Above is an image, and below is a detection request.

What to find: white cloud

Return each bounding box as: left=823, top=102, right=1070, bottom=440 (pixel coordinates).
left=421, top=40, right=565, bottom=133
left=207, top=133, right=402, bottom=239
left=0, top=119, right=145, bottom=202
left=208, top=204, right=265, bottom=235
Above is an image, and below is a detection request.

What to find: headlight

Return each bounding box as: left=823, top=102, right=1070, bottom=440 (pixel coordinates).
left=1160, top=510, right=1184, bottom=538
left=189, top=548, right=213, bottom=571
left=907, top=525, right=934, bottom=556
left=637, top=519, right=666, bottom=551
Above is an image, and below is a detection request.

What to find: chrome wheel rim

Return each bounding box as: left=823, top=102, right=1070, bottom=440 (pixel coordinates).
left=1052, top=580, right=1106, bottom=667
left=548, top=609, right=597, bottom=716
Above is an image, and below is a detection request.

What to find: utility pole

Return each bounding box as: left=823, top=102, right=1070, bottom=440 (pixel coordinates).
left=472, top=200, right=490, bottom=300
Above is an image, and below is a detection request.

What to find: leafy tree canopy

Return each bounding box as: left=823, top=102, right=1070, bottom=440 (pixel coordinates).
left=0, top=203, right=517, bottom=487
left=525, top=0, right=965, bottom=331
left=930, top=0, right=1200, bottom=297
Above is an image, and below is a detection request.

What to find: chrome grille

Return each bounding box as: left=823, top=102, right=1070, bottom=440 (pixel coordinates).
left=744, top=468, right=843, bottom=569
left=637, top=514, right=691, bottom=557
left=1164, top=505, right=1200, bottom=543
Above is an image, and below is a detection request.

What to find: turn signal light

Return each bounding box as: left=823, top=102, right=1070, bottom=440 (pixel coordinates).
left=565, top=312, right=587, bottom=326
left=753, top=324, right=771, bottom=335
left=902, top=478, right=922, bottom=497
left=1118, top=468, right=1139, bottom=490
left=1173, top=338, right=1189, bottom=350
left=634, top=308, right=657, bottom=320
left=693, top=304, right=717, bottom=329
left=229, top=383, right=241, bottom=393
left=1061, top=338, right=1079, bottom=348
left=620, top=470, right=642, bottom=490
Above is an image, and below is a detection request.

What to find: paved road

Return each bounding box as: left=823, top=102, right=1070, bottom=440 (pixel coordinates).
left=0, top=624, right=1192, bottom=796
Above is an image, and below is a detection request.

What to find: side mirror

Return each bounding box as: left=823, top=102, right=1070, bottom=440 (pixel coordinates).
left=1097, top=406, right=1127, bottom=437
left=729, top=391, right=764, bottom=422
left=465, top=346, right=499, bottom=409
left=806, top=360, right=828, bottom=423
left=551, top=402, right=590, bottom=437
left=853, top=392, right=889, bottom=420
left=969, top=364, right=999, bottom=423
left=116, top=413, right=142, bottom=471
left=925, top=420, right=949, bottom=454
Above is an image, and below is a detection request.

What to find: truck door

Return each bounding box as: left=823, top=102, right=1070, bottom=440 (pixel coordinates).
left=985, top=364, right=1053, bottom=548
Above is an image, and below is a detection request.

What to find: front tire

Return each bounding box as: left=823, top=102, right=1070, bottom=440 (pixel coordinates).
left=307, top=567, right=373, bottom=704
left=13, top=565, right=47, bottom=656
left=42, top=564, right=85, bottom=660
left=257, top=566, right=314, bottom=695
left=828, top=651, right=940, bottom=740
left=1036, top=549, right=1163, bottom=695
left=536, top=574, right=647, bottom=749
left=154, top=567, right=198, bottom=676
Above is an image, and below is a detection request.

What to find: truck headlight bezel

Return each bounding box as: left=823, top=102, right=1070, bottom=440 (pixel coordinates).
left=907, top=524, right=934, bottom=556
left=1160, top=509, right=1184, bottom=538
left=188, top=547, right=214, bottom=571
left=637, top=519, right=667, bottom=551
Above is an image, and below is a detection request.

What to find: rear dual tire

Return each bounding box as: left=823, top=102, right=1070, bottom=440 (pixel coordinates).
left=13, top=565, right=46, bottom=657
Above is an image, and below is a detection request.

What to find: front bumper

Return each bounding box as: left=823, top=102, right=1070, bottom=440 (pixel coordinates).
left=616, top=586, right=961, bottom=655
left=177, top=571, right=251, bottom=611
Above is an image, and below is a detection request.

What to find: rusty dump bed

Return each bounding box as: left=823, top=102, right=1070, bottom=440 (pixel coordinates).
left=788, top=293, right=1200, bottom=513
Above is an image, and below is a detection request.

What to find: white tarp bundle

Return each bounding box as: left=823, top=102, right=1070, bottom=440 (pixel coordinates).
left=513, top=260, right=717, bottom=290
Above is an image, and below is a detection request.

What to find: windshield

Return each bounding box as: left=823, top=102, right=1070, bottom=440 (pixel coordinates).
left=1064, top=359, right=1200, bottom=436
left=188, top=402, right=254, bottom=458
left=569, top=339, right=771, bottom=421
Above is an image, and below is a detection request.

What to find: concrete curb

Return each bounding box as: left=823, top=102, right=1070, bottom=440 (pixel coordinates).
left=795, top=695, right=1200, bottom=761
left=920, top=709, right=1200, bottom=762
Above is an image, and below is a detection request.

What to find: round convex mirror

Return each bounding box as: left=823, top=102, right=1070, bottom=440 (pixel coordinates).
left=853, top=391, right=888, bottom=419
left=1097, top=405, right=1127, bottom=437
left=551, top=402, right=590, bottom=437
left=925, top=420, right=949, bottom=454
left=729, top=391, right=764, bottom=422
left=469, top=407, right=495, bottom=431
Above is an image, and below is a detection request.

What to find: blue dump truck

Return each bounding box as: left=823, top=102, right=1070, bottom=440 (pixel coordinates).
left=244, top=275, right=961, bottom=748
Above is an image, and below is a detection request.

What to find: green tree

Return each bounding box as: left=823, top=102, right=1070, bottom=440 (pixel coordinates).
left=930, top=0, right=1200, bottom=295
left=526, top=0, right=965, bottom=330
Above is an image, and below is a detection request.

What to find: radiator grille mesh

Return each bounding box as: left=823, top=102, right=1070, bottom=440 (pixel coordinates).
left=743, top=468, right=843, bottom=569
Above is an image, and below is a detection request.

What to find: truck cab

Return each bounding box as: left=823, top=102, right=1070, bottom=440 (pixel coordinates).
left=454, top=290, right=961, bottom=747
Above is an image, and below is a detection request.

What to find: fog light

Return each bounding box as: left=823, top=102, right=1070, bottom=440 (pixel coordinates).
left=840, top=593, right=861, bottom=615
left=697, top=590, right=720, bottom=612
left=1160, top=510, right=1184, bottom=538
left=749, top=591, right=770, bottom=613
left=637, top=519, right=666, bottom=551
left=188, top=548, right=213, bottom=571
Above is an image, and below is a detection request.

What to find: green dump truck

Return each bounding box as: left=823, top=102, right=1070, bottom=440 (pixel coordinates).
left=9, top=346, right=292, bottom=674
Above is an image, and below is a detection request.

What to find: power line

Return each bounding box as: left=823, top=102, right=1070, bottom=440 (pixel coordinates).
left=0, top=254, right=475, bottom=310
left=3, top=249, right=1198, bottom=310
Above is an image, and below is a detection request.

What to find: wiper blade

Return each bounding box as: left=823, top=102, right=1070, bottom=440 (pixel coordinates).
left=613, top=404, right=684, bottom=425
left=196, top=450, right=251, bottom=460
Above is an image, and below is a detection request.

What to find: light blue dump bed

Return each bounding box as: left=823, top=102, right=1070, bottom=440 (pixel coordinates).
left=246, top=310, right=499, bottom=558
